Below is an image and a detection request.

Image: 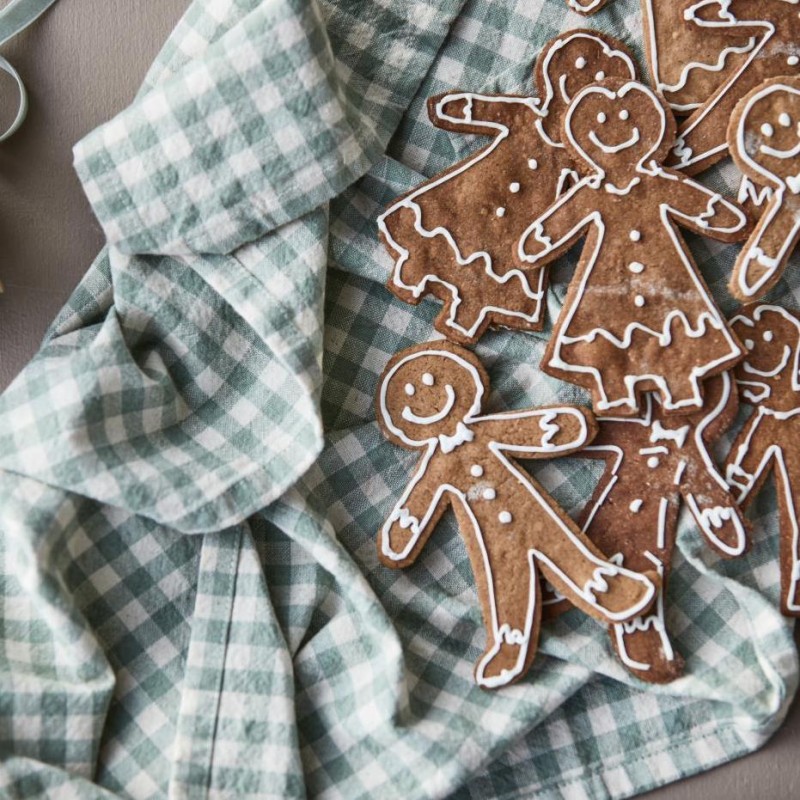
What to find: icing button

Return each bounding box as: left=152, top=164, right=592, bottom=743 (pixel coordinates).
left=789, top=55, right=799, bottom=67
left=509, top=182, right=520, bottom=193
left=647, top=456, right=659, bottom=469
left=483, top=488, right=496, bottom=501
left=496, top=207, right=506, bottom=218
left=499, top=511, right=512, bottom=524
left=528, top=158, right=538, bottom=170
left=634, top=295, right=646, bottom=308
left=470, top=464, right=484, bottom=478
left=628, top=261, right=644, bottom=274
left=629, top=230, right=641, bottom=242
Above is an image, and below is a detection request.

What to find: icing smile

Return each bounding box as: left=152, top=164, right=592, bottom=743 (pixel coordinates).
left=589, top=128, right=640, bottom=153
left=742, top=345, right=792, bottom=378
left=402, top=384, right=456, bottom=424
left=760, top=139, right=800, bottom=159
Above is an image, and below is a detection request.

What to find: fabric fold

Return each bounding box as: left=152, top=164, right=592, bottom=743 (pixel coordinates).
left=73, top=0, right=465, bottom=258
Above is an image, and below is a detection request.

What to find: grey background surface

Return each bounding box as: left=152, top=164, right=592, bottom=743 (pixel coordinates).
left=0, top=1, right=797, bottom=797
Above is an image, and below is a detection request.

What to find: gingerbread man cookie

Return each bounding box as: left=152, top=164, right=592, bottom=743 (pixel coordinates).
left=724, top=303, right=800, bottom=616
left=378, top=31, right=638, bottom=345
left=728, top=76, right=800, bottom=301
left=377, top=341, right=658, bottom=689
left=552, top=374, right=748, bottom=683
left=516, top=79, right=750, bottom=417
left=670, top=0, right=800, bottom=176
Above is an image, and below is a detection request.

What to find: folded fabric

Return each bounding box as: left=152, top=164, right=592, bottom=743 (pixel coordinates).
left=0, top=1, right=797, bottom=798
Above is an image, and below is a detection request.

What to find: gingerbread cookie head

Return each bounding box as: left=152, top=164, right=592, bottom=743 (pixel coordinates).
left=564, top=79, right=676, bottom=184
left=731, top=304, right=800, bottom=409
left=377, top=341, right=488, bottom=448
left=534, top=31, right=638, bottom=125
left=729, top=77, right=800, bottom=191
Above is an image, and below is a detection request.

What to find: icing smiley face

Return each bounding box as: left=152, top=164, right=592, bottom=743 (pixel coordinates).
left=564, top=80, right=674, bottom=181
left=731, top=304, right=800, bottom=406
left=733, top=78, right=800, bottom=188
left=536, top=31, right=637, bottom=123
left=378, top=344, right=485, bottom=445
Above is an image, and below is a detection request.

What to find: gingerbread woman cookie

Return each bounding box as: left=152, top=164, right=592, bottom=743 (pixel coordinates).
left=377, top=31, right=638, bottom=345
left=377, top=341, right=658, bottom=689
left=728, top=76, right=800, bottom=301
left=670, top=0, right=800, bottom=176
left=516, top=79, right=750, bottom=417
left=551, top=374, right=748, bottom=683
left=724, top=303, right=800, bottom=616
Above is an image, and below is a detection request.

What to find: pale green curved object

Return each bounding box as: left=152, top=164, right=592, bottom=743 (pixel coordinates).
left=0, top=0, right=61, bottom=142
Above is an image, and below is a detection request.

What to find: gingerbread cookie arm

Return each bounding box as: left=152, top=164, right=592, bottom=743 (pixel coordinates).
left=731, top=194, right=800, bottom=300
left=379, top=448, right=451, bottom=568
left=517, top=179, right=596, bottom=269
left=662, top=173, right=750, bottom=239
left=724, top=409, right=779, bottom=506
left=474, top=407, right=596, bottom=458
left=428, top=92, right=537, bottom=137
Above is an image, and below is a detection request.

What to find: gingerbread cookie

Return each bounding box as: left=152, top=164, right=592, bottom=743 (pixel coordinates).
left=724, top=303, right=800, bottom=616
left=377, top=31, right=638, bottom=345
left=515, top=79, right=750, bottom=417
left=377, top=341, right=659, bottom=689
left=670, top=1, right=800, bottom=176
left=551, top=374, right=748, bottom=683
left=728, top=76, right=800, bottom=301
left=641, top=0, right=762, bottom=114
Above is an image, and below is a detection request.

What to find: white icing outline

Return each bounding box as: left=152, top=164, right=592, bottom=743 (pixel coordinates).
left=518, top=81, right=746, bottom=413
left=379, top=347, right=657, bottom=686
left=566, top=0, right=606, bottom=13
left=377, top=33, right=636, bottom=340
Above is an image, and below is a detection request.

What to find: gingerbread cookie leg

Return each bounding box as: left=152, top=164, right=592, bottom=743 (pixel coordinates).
left=454, top=506, right=543, bottom=689
left=611, top=554, right=684, bottom=684
left=524, top=501, right=659, bottom=625
left=580, top=447, right=684, bottom=682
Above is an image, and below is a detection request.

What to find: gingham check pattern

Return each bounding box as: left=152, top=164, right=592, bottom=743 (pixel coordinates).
left=0, top=0, right=797, bottom=797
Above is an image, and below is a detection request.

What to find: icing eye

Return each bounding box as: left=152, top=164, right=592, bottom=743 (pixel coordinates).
left=761, top=123, right=774, bottom=137
left=597, top=112, right=607, bottom=124
left=779, top=113, right=792, bottom=127
left=764, top=330, right=774, bottom=342
left=595, top=71, right=605, bottom=81
left=422, top=373, right=435, bottom=386
left=404, top=383, right=415, bottom=396
left=575, top=56, right=587, bottom=69
left=745, top=338, right=755, bottom=350
left=619, top=109, right=629, bottom=121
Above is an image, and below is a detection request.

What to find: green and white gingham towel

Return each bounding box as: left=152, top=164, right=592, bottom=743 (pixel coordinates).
left=0, top=0, right=797, bottom=797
